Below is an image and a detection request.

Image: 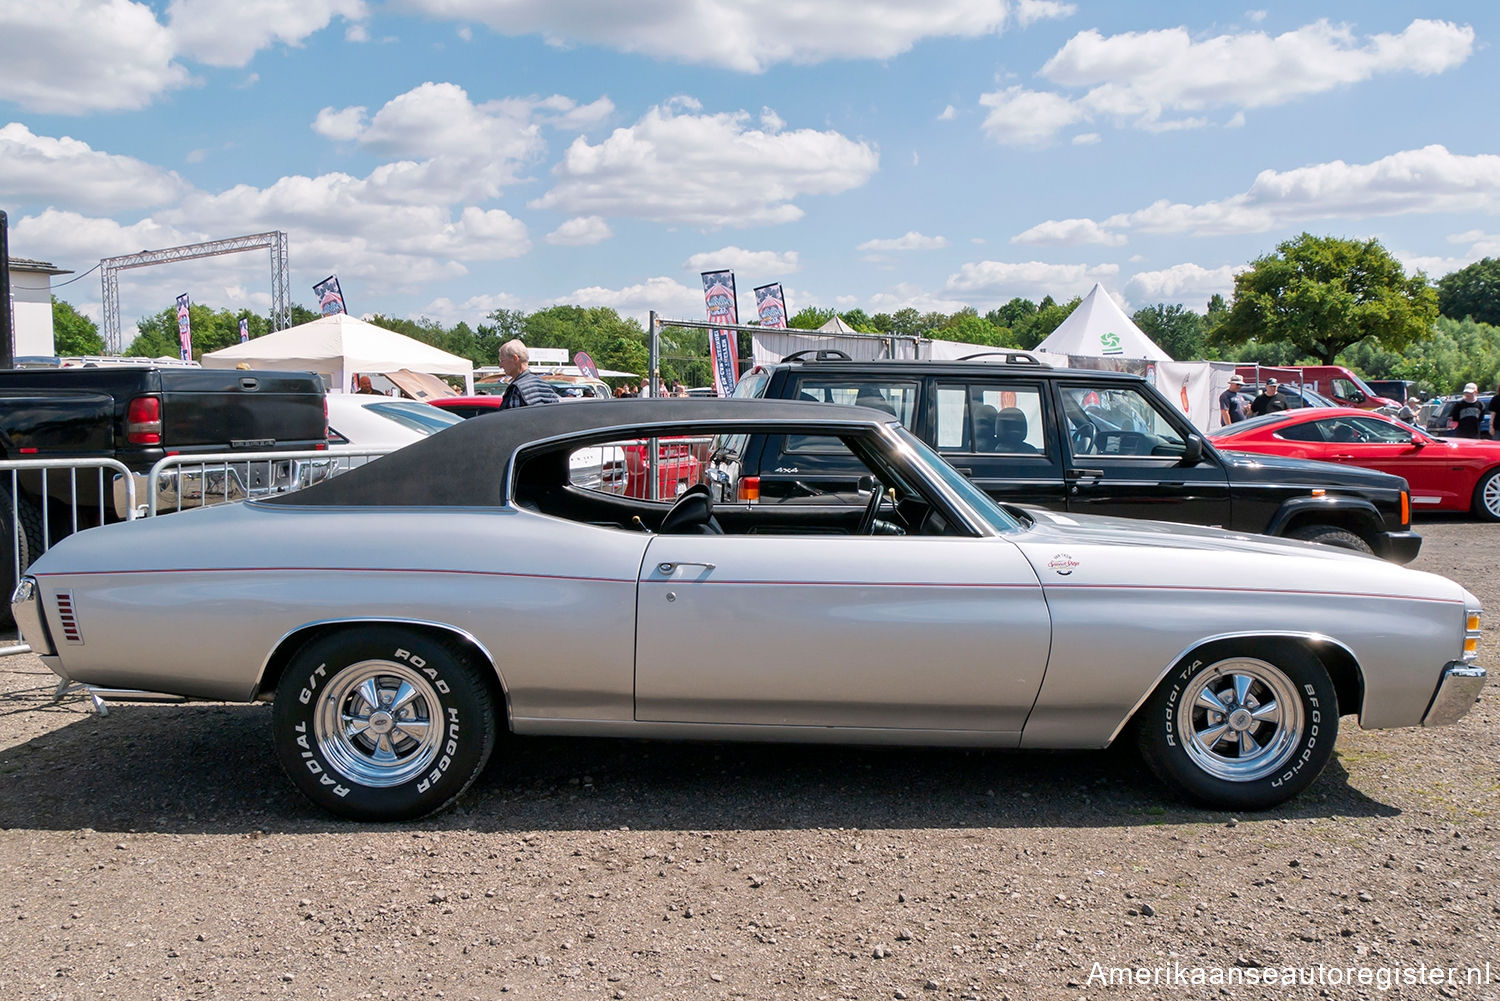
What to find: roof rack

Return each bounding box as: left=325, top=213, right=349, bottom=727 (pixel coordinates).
left=956, top=350, right=1049, bottom=367
left=780, top=349, right=853, bottom=363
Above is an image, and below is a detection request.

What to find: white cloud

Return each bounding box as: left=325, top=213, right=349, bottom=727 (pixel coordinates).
left=546, top=216, right=613, bottom=246
left=551, top=276, right=704, bottom=324
left=1010, top=217, right=1125, bottom=246
left=400, top=0, right=1071, bottom=73
left=1071, top=132, right=1100, bottom=145
left=0, top=0, right=190, bottom=113
left=1448, top=229, right=1500, bottom=257
left=981, top=18, right=1474, bottom=145
left=856, top=231, right=950, bottom=252
left=943, top=259, right=1120, bottom=301
left=531, top=101, right=879, bottom=227
left=419, top=291, right=525, bottom=326
left=1126, top=262, right=1243, bottom=308
left=683, top=247, right=800, bottom=274
left=1102, top=145, right=1500, bottom=237
left=865, top=283, right=973, bottom=315
left=0, top=124, right=189, bottom=212
left=937, top=104, right=957, bottom=121
left=166, top=0, right=368, bottom=68
left=312, top=105, right=368, bottom=142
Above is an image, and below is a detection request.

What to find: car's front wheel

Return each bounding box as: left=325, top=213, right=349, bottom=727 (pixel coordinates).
left=1136, top=642, right=1337, bottom=810
left=273, top=626, right=498, bottom=821
left=1472, top=468, right=1500, bottom=521
left=1287, top=524, right=1373, bottom=554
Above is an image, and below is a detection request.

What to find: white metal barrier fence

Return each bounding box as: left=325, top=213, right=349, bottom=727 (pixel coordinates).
left=144, top=448, right=391, bottom=516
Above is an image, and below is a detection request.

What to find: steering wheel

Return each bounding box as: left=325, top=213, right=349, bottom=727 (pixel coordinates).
left=1071, top=421, right=1097, bottom=453
left=858, top=483, right=887, bottom=535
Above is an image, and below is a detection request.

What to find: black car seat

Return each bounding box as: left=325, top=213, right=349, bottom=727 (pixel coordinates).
left=854, top=388, right=898, bottom=417
left=971, top=404, right=998, bottom=451
left=656, top=483, right=723, bottom=534
left=995, top=408, right=1038, bottom=453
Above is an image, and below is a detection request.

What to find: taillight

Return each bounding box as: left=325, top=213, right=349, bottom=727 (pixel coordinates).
left=738, top=476, right=760, bottom=502
left=125, top=396, right=162, bottom=445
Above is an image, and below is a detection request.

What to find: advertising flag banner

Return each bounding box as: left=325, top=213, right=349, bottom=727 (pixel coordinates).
left=239, top=317, right=249, bottom=343
left=573, top=351, right=599, bottom=380
left=753, top=283, right=789, bottom=329
left=313, top=275, right=346, bottom=316
left=701, top=270, right=740, bottom=397
left=175, top=293, right=192, bottom=362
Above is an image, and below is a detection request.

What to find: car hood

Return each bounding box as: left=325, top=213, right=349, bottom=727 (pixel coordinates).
left=1009, top=507, right=1470, bottom=605
left=1213, top=446, right=1408, bottom=489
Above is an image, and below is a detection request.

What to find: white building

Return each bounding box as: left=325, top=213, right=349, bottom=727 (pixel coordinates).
left=5, top=257, right=71, bottom=357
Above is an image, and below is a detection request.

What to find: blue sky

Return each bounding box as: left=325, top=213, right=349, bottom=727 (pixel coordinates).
left=2, top=1, right=1496, bottom=346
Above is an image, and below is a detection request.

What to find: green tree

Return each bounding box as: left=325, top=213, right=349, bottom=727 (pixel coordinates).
left=1012, top=296, right=1079, bottom=350
left=52, top=296, right=106, bottom=355
left=787, top=306, right=834, bottom=330
left=125, top=302, right=253, bottom=359
left=1131, top=303, right=1205, bottom=361
left=1436, top=257, right=1500, bottom=326
left=986, top=297, right=1038, bottom=331
left=1212, top=233, right=1437, bottom=365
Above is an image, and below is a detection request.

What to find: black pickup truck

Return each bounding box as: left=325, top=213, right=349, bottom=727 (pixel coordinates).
left=0, top=366, right=327, bottom=622
left=724, top=352, right=1421, bottom=562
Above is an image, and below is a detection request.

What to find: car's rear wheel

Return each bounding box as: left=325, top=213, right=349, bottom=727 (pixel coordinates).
left=1136, top=642, right=1337, bottom=810
left=273, top=626, right=497, bottom=821
left=1287, top=524, right=1373, bottom=554
left=1472, top=468, right=1500, bottom=521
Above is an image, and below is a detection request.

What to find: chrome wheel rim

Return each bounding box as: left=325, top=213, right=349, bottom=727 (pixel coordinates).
left=314, top=661, right=445, bottom=788
left=1176, top=658, right=1304, bottom=783
left=1483, top=474, right=1500, bottom=518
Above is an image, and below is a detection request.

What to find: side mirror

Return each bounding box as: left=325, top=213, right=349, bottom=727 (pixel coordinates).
left=1180, top=436, right=1204, bottom=465
left=1409, top=435, right=1426, bottom=448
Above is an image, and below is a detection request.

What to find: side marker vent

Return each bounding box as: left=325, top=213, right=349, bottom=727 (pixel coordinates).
left=55, top=591, right=83, bottom=645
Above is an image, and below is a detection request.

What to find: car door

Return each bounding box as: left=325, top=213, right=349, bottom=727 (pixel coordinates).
left=633, top=533, right=1050, bottom=735
left=1317, top=415, right=1465, bottom=508
left=928, top=379, right=1067, bottom=509
left=1056, top=380, right=1231, bottom=526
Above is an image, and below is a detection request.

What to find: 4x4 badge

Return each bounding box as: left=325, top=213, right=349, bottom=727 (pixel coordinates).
left=1048, top=553, right=1080, bottom=575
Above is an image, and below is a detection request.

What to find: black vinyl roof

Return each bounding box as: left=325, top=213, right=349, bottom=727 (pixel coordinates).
left=262, top=397, right=894, bottom=508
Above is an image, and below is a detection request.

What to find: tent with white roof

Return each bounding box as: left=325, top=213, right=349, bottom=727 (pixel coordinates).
left=202, top=312, right=473, bottom=393
left=1035, top=283, right=1172, bottom=362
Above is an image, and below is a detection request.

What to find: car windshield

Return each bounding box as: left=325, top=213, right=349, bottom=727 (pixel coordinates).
left=366, top=401, right=464, bottom=435
left=892, top=425, right=1023, bottom=535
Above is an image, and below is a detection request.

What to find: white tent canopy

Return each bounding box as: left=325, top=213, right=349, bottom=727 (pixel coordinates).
left=816, top=314, right=857, bottom=334
left=202, top=313, right=473, bottom=394
left=1036, top=283, right=1172, bottom=362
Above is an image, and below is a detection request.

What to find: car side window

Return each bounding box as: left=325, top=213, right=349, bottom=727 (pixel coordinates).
left=1274, top=422, right=1326, bottom=443
left=934, top=383, right=1047, bottom=456
left=792, top=377, right=918, bottom=426
left=1348, top=416, right=1416, bottom=443
left=1061, top=384, right=1187, bottom=457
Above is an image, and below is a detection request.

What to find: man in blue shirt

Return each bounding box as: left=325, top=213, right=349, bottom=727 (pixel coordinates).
left=1219, top=374, right=1248, bottom=425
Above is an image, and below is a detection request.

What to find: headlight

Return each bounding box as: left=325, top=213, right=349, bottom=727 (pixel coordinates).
left=1464, top=609, right=1481, bottom=662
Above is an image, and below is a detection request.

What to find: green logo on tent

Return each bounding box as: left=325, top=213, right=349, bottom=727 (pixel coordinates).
left=1100, top=331, right=1123, bottom=355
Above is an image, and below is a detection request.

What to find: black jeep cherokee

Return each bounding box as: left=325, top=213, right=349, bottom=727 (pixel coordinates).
left=722, top=350, right=1420, bottom=562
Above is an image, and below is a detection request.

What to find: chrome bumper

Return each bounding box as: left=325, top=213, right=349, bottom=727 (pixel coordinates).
left=1422, top=661, right=1487, bottom=727
left=9, top=576, right=55, bottom=658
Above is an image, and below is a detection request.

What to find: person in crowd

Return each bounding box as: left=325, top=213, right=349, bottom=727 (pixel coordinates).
left=355, top=375, right=382, bottom=395
left=498, top=340, right=559, bottom=410
left=1452, top=382, right=1484, bottom=438
left=1487, top=379, right=1500, bottom=440
left=1249, top=377, right=1288, bottom=417
left=1219, top=374, right=1248, bottom=425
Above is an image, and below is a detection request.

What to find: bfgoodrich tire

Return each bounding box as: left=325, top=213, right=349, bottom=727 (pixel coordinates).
left=273, top=626, right=498, bottom=821
left=1287, top=524, right=1373, bottom=554
left=1136, top=642, right=1338, bottom=811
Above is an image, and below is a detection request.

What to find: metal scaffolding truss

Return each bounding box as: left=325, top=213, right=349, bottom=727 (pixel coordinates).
left=100, top=231, right=290, bottom=352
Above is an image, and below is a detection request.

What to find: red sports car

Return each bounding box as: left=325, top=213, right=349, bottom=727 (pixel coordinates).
left=1209, top=407, right=1500, bottom=521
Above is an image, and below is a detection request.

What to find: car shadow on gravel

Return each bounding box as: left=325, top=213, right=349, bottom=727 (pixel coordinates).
left=0, top=698, right=1397, bottom=835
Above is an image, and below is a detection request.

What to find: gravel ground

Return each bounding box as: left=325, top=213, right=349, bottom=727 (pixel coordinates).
left=2, top=517, right=1498, bottom=1001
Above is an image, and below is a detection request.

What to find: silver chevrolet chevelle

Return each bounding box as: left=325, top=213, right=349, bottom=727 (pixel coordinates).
left=11, top=399, right=1487, bottom=821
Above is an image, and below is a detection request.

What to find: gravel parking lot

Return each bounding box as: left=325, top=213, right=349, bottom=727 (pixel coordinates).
left=2, top=518, right=1498, bottom=1001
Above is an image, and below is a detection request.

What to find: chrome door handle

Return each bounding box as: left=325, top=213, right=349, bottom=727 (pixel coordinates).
left=657, top=561, right=716, bottom=575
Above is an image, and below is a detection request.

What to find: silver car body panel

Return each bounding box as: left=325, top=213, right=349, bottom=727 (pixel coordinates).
left=17, top=408, right=1479, bottom=749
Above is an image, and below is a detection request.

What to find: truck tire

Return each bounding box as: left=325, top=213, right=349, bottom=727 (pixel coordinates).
left=1287, top=524, right=1373, bottom=555
left=0, top=487, right=30, bottom=633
